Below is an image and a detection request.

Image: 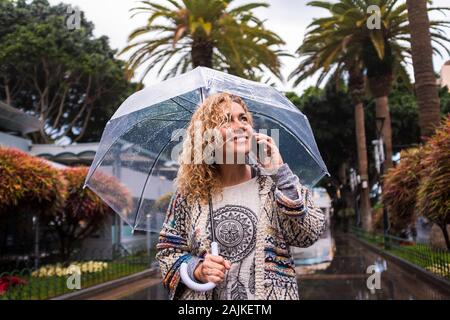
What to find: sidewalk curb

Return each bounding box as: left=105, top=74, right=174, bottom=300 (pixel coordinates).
left=51, top=267, right=160, bottom=300
left=349, top=233, right=450, bottom=295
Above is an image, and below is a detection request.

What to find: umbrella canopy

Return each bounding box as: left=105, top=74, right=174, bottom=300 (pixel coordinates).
left=84, top=67, right=329, bottom=232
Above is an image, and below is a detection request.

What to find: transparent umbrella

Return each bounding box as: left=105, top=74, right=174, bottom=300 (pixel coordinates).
left=84, top=66, right=329, bottom=233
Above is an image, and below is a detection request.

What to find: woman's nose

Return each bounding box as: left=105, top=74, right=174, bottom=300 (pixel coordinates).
left=232, top=119, right=247, bottom=131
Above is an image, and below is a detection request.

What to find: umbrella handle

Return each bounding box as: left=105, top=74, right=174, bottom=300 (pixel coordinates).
left=180, top=242, right=219, bottom=292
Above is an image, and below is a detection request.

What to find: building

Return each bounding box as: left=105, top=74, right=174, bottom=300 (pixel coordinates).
left=438, top=60, right=450, bottom=91
left=0, top=101, right=42, bottom=152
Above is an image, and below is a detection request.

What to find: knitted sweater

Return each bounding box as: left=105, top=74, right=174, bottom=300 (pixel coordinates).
left=156, top=164, right=326, bottom=300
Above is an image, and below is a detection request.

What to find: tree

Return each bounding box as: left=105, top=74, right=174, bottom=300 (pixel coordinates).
left=349, top=63, right=372, bottom=230
left=294, top=0, right=449, bottom=174
left=47, top=167, right=123, bottom=260
left=121, top=0, right=286, bottom=81
left=154, top=192, right=174, bottom=213
left=416, top=116, right=450, bottom=250
left=378, top=77, right=450, bottom=152
left=383, top=147, right=425, bottom=235
left=289, top=5, right=373, bottom=230
left=406, top=0, right=449, bottom=139
left=290, top=0, right=450, bottom=230
left=0, top=0, right=138, bottom=143
left=286, top=85, right=357, bottom=219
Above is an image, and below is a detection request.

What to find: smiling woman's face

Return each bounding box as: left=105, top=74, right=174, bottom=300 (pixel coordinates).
left=218, top=102, right=254, bottom=163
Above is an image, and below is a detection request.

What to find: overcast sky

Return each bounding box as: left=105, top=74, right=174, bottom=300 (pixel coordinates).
left=49, top=0, right=450, bottom=94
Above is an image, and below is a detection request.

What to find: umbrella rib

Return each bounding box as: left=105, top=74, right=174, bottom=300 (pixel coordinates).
left=132, top=126, right=186, bottom=230
left=142, top=118, right=190, bottom=122
left=170, top=97, right=194, bottom=114
left=132, top=90, right=201, bottom=229
left=175, top=95, right=200, bottom=108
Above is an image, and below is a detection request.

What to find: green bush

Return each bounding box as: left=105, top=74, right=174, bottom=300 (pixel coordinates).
left=416, top=116, right=450, bottom=250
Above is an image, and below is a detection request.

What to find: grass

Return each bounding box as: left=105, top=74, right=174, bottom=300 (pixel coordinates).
left=352, top=227, right=450, bottom=280
left=1, top=253, right=155, bottom=300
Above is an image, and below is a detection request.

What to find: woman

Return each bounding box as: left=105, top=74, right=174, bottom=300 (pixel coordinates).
left=156, top=92, right=325, bottom=300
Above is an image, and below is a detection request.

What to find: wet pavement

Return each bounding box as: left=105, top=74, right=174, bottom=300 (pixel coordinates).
left=297, top=232, right=450, bottom=299
left=117, top=232, right=450, bottom=300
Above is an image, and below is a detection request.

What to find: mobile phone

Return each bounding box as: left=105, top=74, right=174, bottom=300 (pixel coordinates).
left=251, top=135, right=267, bottom=165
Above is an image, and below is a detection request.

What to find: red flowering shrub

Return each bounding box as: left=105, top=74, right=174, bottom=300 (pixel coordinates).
left=0, top=275, right=27, bottom=295
left=383, top=147, right=428, bottom=233
left=0, top=147, right=66, bottom=215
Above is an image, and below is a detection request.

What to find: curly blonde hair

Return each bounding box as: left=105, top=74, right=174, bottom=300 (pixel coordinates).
left=176, top=92, right=253, bottom=205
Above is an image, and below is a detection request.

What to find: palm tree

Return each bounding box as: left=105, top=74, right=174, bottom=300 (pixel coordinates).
left=289, top=11, right=373, bottom=231
left=356, top=0, right=448, bottom=169
left=291, top=0, right=450, bottom=231
left=406, top=0, right=449, bottom=138
left=121, top=0, right=286, bottom=81
left=289, top=20, right=372, bottom=231
left=349, top=62, right=372, bottom=231
left=293, top=0, right=449, bottom=173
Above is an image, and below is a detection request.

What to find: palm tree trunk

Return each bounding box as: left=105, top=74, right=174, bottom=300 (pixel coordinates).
left=406, top=0, right=441, bottom=139
left=349, top=66, right=372, bottom=231
left=355, top=102, right=372, bottom=232
left=191, top=37, right=213, bottom=68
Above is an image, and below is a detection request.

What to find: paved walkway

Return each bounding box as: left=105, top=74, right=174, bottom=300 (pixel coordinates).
left=86, top=232, right=450, bottom=300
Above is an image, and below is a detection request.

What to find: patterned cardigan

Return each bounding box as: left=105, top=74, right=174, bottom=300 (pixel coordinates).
left=155, top=172, right=326, bottom=300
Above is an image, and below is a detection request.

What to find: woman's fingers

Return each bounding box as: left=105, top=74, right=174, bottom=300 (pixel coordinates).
left=254, top=137, right=284, bottom=172
left=207, top=254, right=225, bottom=264
left=202, top=264, right=225, bottom=283
left=254, top=132, right=272, bottom=139
left=204, top=260, right=226, bottom=273
left=206, top=254, right=232, bottom=270
left=204, top=266, right=225, bottom=279
left=256, top=137, right=277, bottom=149
left=258, top=140, right=279, bottom=158
left=200, top=254, right=232, bottom=284
left=206, top=275, right=223, bottom=284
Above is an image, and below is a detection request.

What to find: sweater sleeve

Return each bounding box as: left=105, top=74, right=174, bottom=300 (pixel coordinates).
left=272, top=164, right=326, bottom=248
left=271, top=163, right=301, bottom=200
left=155, top=192, right=198, bottom=299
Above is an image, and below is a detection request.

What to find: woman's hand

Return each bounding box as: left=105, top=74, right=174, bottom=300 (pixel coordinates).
left=253, top=132, right=284, bottom=174
left=193, top=254, right=231, bottom=284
